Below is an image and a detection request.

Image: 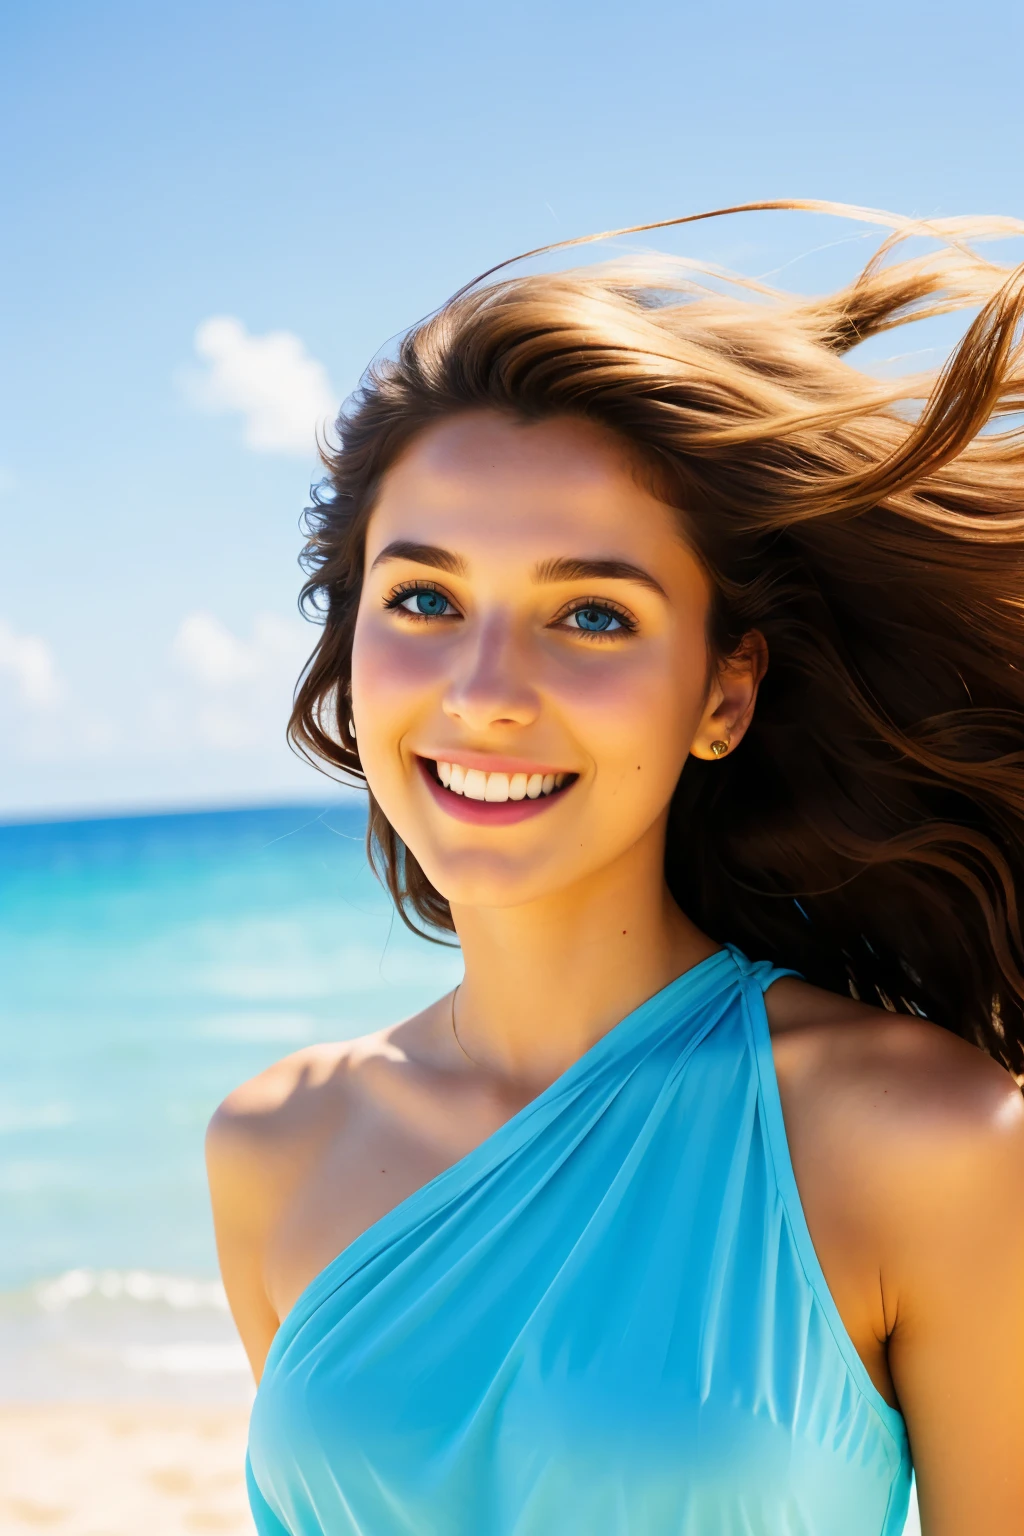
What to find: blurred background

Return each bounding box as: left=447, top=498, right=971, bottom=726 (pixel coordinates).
left=2, top=0, right=1022, bottom=1529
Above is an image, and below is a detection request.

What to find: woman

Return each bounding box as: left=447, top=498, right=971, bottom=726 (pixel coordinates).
left=207, top=203, right=1024, bottom=1536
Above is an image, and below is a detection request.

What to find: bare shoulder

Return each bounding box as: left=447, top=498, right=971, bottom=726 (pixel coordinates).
left=765, top=975, right=1023, bottom=1129
left=206, top=1039, right=352, bottom=1167
left=205, top=1002, right=447, bottom=1202
left=763, top=975, right=1024, bottom=1222
left=205, top=1007, right=450, bottom=1377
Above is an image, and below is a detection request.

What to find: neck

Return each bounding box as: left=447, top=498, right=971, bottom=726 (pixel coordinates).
left=448, top=820, right=718, bottom=1092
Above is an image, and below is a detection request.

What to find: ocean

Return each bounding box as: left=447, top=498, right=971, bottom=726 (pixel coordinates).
left=0, top=801, right=462, bottom=1404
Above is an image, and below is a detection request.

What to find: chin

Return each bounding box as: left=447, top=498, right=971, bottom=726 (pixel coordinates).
left=423, top=837, right=640, bottom=915
left=421, top=860, right=558, bottom=913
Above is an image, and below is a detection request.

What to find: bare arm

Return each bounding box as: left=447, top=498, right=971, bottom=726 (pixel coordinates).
left=205, top=1100, right=283, bottom=1384
left=773, top=988, right=1024, bottom=1536
left=204, top=1044, right=348, bottom=1384
left=884, top=1059, right=1024, bottom=1534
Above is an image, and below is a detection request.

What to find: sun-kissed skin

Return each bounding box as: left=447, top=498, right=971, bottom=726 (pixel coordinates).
left=207, top=412, right=1024, bottom=1535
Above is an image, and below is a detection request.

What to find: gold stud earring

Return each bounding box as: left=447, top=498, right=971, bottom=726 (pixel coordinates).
left=710, top=738, right=730, bottom=758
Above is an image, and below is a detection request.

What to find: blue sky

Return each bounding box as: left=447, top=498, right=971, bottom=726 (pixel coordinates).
left=1, top=0, right=1022, bottom=818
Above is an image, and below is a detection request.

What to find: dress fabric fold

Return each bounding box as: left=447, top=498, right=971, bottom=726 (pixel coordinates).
left=247, top=943, right=913, bottom=1535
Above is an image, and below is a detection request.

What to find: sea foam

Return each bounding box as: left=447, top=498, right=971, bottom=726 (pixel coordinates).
left=35, top=1267, right=229, bottom=1312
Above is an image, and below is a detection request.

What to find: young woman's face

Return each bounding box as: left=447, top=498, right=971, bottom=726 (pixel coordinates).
left=351, top=411, right=761, bottom=912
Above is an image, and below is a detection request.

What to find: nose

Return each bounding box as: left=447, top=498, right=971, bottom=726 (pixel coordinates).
left=441, top=613, right=540, bottom=732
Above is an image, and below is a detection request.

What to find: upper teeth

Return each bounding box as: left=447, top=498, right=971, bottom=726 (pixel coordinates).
left=436, top=763, right=567, bottom=801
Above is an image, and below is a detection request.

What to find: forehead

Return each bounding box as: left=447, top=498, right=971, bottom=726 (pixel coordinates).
left=366, top=411, right=692, bottom=566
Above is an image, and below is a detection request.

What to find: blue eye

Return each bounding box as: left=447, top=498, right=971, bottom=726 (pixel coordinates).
left=410, top=590, right=449, bottom=617
left=388, top=587, right=454, bottom=618
left=569, top=606, right=621, bottom=633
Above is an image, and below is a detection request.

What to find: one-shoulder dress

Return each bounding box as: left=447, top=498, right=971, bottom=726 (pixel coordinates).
left=246, top=942, right=913, bottom=1535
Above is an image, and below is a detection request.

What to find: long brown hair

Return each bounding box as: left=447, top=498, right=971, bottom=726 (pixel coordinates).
left=290, top=201, right=1024, bottom=1079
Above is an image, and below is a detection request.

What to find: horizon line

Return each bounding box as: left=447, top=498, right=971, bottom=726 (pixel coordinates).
left=0, top=788, right=365, bottom=833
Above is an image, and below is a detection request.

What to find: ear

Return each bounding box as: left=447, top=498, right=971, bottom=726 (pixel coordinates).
left=689, top=630, right=768, bottom=762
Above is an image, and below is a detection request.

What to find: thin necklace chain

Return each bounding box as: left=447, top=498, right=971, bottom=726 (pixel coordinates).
left=450, top=982, right=479, bottom=1068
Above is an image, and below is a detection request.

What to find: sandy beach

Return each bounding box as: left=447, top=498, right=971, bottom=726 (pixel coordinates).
left=0, top=1404, right=254, bottom=1535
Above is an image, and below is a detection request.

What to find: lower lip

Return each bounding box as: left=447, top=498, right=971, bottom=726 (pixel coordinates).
left=417, top=758, right=573, bottom=825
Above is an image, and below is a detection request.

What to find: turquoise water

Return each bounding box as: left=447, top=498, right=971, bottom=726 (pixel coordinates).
left=0, top=802, right=462, bottom=1400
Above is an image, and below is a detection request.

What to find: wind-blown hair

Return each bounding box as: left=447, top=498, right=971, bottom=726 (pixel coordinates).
left=290, top=201, right=1024, bottom=1079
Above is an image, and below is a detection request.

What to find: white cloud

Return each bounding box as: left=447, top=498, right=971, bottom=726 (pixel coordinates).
left=169, top=610, right=314, bottom=751
left=172, top=611, right=305, bottom=688
left=185, top=316, right=337, bottom=456
left=0, top=609, right=340, bottom=817
left=0, top=619, right=62, bottom=708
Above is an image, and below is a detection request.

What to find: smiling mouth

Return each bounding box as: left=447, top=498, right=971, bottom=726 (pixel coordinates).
left=420, top=757, right=577, bottom=804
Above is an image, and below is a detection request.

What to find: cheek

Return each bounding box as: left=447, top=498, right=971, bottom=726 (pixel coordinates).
left=350, top=616, right=444, bottom=730
left=554, top=640, right=705, bottom=792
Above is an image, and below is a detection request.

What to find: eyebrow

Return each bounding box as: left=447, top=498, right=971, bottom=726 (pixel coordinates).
left=370, top=540, right=467, bottom=575
left=532, top=555, right=667, bottom=598
left=371, top=541, right=667, bottom=598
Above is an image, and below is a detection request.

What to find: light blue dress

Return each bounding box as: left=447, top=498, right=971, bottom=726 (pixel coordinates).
left=247, top=943, right=912, bottom=1534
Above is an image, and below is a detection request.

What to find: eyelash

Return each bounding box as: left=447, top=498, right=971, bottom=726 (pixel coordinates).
left=550, top=596, right=639, bottom=637
left=382, top=580, right=458, bottom=621
left=382, top=581, right=639, bottom=638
